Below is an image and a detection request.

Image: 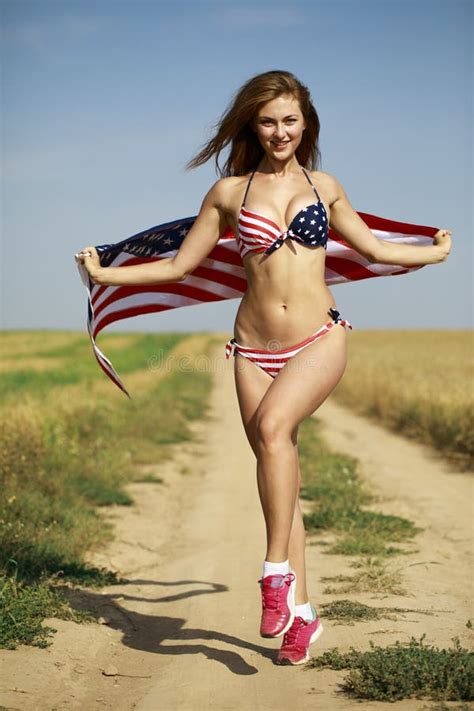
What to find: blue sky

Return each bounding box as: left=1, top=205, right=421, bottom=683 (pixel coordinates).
left=1, top=0, right=472, bottom=334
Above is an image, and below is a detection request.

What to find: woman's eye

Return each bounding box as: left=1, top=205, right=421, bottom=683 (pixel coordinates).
left=261, top=120, right=296, bottom=126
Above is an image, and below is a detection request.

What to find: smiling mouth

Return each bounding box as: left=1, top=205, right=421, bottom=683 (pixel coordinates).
left=271, top=141, right=290, bottom=148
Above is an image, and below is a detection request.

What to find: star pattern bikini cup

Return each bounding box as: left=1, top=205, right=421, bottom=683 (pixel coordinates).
left=236, top=166, right=329, bottom=260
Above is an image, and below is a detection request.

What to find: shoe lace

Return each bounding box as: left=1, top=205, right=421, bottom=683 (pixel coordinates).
left=259, top=573, right=295, bottom=612
left=282, top=617, right=307, bottom=649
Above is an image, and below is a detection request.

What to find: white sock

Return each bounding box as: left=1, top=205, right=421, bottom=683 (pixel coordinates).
left=263, top=559, right=290, bottom=578
left=295, top=601, right=315, bottom=621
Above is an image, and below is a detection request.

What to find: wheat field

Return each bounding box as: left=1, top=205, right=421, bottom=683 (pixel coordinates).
left=334, top=330, right=473, bottom=470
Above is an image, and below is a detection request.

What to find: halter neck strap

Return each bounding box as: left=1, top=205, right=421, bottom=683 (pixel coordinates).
left=301, top=167, right=321, bottom=201
left=240, top=170, right=257, bottom=209
left=240, top=166, right=320, bottom=209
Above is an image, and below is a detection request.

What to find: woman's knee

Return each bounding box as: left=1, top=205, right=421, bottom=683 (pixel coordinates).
left=255, top=410, right=291, bottom=451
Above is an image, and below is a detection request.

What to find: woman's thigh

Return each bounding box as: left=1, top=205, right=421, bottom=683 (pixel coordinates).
left=233, top=354, right=272, bottom=455
left=256, top=325, right=348, bottom=434
left=234, top=355, right=300, bottom=454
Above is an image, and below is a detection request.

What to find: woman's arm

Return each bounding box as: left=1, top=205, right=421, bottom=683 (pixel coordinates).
left=328, top=176, right=452, bottom=266
left=76, top=180, right=228, bottom=286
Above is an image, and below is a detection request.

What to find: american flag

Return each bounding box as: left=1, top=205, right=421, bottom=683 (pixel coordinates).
left=77, top=211, right=439, bottom=397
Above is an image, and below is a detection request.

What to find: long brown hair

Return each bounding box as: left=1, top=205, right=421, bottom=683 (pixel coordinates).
left=186, top=70, right=321, bottom=177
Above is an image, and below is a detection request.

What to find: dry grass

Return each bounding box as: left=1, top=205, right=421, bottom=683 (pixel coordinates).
left=334, top=330, right=473, bottom=469
left=321, top=557, right=407, bottom=596
left=0, top=358, right=66, bottom=372
left=0, top=331, right=83, bottom=356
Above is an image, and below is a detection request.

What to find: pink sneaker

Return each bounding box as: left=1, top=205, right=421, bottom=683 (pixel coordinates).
left=276, top=610, right=324, bottom=665
left=257, top=571, right=297, bottom=638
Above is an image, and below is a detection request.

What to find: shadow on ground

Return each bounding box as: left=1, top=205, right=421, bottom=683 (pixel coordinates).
left=60, top=579, right=276, bottom=675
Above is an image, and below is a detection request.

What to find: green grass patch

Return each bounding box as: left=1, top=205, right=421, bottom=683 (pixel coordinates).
left=132, top=473, right=164, bottom=484
left=320, top=598, right=382, bottom=623
left=0, top=574, right=93, bottom=649
left=1, top=368, right=212, bottom=582
left=0, top=333, right=214, bottom=647
left=0, top=332, right=187, bottom=399
left=320, top=598, right=435, bottom=625
left=308, top=635, right=474, bottom=702
left=299, top=418, right=421, bottom=557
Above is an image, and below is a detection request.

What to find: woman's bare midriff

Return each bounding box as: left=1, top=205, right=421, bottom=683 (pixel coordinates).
left=225, top=172, right=340, bottom=349
left=234, top=242, right=339, bottom=349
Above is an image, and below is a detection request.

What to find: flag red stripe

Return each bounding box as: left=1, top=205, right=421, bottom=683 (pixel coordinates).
left=356, top=211, right=438, bottom=236
left=206, top=242, right=244, bottom=265
left=93, top=281, right=237, bottom=321
left=91, top=261, right=245, bottom=310
left=91, top=248, right=244, bottom=306
left=324, top=256, right=379, bottom=281
left=325, top=255, right=422, bottom=282
left=93, top=303, right=175, bottom=338
left=190, top=264, right=247, bottom=291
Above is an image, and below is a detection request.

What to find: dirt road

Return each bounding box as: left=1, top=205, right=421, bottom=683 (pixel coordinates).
left=1, top=343, right=472, bottom=710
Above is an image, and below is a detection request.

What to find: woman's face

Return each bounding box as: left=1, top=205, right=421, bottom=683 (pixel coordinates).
left=253, top=93, right=306, bottom=160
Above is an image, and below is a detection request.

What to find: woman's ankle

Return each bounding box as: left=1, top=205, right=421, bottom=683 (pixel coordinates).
left=263, top=559, right=290, bottom=577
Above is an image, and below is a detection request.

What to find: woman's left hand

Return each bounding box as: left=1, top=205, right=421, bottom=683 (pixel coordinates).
left=433, top=229, right=452, bottom=260
left=75, top=246, right=101, bottom=275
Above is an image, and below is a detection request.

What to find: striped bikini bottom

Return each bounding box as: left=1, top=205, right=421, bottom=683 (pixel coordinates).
left=225, top=307, right=353, bottom=379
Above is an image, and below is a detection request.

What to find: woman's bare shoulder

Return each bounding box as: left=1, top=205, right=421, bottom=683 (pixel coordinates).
left=308, top=169, right=339, bottom=185
left=308, top=170, right=342, bottom=204
left=216, top=175, right=250, bottom=190
left=209, top=175, right=249, bottom=208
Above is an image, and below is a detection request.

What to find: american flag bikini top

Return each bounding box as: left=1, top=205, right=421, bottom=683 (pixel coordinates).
left=237, top=166, right=329, bottom=259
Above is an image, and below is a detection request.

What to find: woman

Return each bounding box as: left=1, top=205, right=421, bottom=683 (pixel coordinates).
left=76, top=70, right=452, bottom=666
